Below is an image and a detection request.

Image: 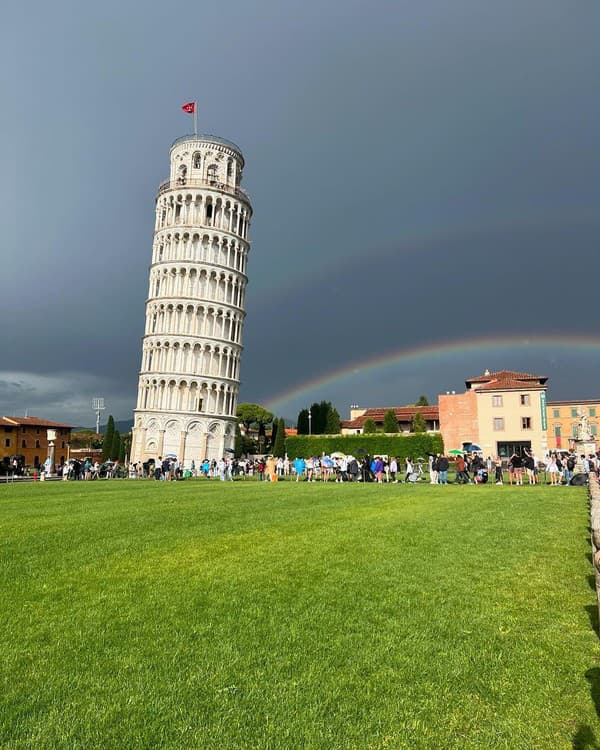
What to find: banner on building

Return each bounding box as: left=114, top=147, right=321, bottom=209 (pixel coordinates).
left=540, top=391, right=547, bottom=431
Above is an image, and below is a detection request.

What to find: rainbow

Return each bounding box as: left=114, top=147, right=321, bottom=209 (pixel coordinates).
left=264, top=333, right=600, bottom=413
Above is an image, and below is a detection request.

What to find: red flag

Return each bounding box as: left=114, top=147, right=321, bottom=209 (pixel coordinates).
left=182, top=102, right=195, bottom=114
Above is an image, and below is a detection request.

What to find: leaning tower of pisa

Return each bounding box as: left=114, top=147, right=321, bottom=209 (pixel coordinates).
left=130, top=133, right=251, bottom=465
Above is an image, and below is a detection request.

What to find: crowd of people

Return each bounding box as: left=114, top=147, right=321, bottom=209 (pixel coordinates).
left=46, top=450, right=599, bottom=486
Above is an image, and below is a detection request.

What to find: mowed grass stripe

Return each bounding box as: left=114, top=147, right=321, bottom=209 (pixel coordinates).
left=1, top=481, right=598, bottom=749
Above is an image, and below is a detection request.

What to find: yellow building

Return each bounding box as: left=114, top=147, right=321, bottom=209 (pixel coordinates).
left=439, top=369, right=549, bottom=459
left=546, top=400, right=600, bottom=452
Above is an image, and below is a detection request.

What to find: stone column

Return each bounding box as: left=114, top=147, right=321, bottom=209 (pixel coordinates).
left=179, top=430, right=187, bottom=465
left=157, top=429, right=166, bottom=457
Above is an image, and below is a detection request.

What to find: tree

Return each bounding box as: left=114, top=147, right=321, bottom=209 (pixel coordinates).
left=272, top=417, right=286, bottom=458
left=101, top=416, right=115, bottom=461
left=412, top=412, right=427, bottom=433
left=325, top=407, right=341, bottom=434
left=234, top=423, right=244, bottom=458
left=297, top=409, right=309, bottom=435
left=416, top=395, right=429, bottom=406
left=363, top=418, right=377, bottom=434
left=236, top=404, right=274, bottom=451
left=110, top=430, right=121, bottom=461
left=119, top=433, right=130, bottom=463
left=383, top=410, right=399, bottom=433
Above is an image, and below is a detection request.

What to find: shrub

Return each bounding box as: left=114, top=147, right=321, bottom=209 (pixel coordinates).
left=285, top=433, right=443, bottom=459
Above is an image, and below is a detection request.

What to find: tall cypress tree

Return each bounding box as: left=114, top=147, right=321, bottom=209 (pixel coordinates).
left=383, top=410, right=399, bottom=433
left=273, top=417, right=286, bottom=458
left=111, top=430, right=121, bottom=462
left=325, top=407, right=341, bottom=434
left=412, top=413, right=427, bottom=433
left=102, top=416, right=115, bottom=461
left=297, top=409, right=309, bottom=434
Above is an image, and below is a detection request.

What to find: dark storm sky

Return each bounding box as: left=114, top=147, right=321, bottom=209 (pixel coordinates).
left=3, top=0, right=600, bottom=425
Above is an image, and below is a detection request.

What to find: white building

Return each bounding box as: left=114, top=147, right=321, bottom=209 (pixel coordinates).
left=130, top=133, right=252, bottom=464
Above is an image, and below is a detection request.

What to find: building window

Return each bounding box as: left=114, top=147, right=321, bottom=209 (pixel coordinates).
left=5, top=439, right=10, bottom=447
left=4, top=427, right=12, bottom=433
left=553, top=409, right=560, bottom=418
left=592, top=425, right=598, bottom=436
left=572, top=424, right=578, bottom=437
left=554, top=425, right=561, bottom=437
left=492, top=395, right=503, bottom=407
left=21, top=440, right=26, bottom=448
left=493, top=418, right=505, bottom=431
left=61, top=441, right=65, bottom=449
left=520, top=394, right=531, bottom=406
left=36, top=428, right=40, bottom=435
left=521, top=417, right=532, bottom=430
left=571, top=408, right=578, bottom=418
left=35, top=439, right=40, bottom=448
left=590, top=408, right=596, bottom=417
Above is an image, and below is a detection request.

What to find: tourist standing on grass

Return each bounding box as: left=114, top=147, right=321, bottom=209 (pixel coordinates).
left=429, top=455, right=439, bottom=484
left=374, top=456, right=384, bottom=483
left=437, top=454, right=449, bottom=484
left=347, top=457, right=359, bottom=482
left=506, top=454, right=515, bottom=485
left=546, top=453, right=560, bottom=485
left=494, top=457, right=503, bottom=484
left=404, top=457, right=414, bottom=483
left=389, top=457, right=398, bottom=483
left=455, top=455, right=468, bottom=484
left=524, top=450, right=536, bottom=485
left=293, top=456, right=306, bottom=481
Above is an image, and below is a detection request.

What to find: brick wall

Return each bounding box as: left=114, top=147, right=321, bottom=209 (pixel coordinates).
left=438, top=391, right=479, bottom=452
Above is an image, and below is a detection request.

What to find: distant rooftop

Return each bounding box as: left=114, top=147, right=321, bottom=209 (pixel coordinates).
left=465, top=369, right=548, bottom=391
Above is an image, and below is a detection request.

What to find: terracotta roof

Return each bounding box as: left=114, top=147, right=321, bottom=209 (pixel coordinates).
left=465, top=370, right=547, bottom=391
left=466, top=369, right=547, bottom=384
left=0, top=416, right=73, bottom=428
left=341, top=405, right=439, bottom=429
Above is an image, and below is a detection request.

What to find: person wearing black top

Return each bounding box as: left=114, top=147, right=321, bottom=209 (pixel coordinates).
left=510, top=452, right=523, bottom=485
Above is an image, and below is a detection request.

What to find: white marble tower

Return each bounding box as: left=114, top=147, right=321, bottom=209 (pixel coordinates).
left=131, top=133, right=251, bottom=465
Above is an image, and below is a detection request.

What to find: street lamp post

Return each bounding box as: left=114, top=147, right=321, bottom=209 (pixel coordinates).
left=308, top=409, right=312, bottom=436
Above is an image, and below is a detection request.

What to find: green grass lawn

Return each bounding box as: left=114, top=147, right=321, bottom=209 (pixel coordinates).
left=1, top=480, right=599, bottom=749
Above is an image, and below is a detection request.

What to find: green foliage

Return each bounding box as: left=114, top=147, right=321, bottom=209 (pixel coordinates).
left=325, top=407, right=341, bottom=434
left=383, top=410, right=399, bottom=433
left=234, top=423, right=244, bottom=458
left=236, top=403, right=274, bottom=430
left=285, top=432, right=444, bottom=459
left=412, top=412, right=427, bottom=433
left=296, top=409, right=309, bottom=435
left=101, top=415, right=115, bottom=461
left=110, top=430, right=121, bottom=462
left=272, top=417, right=286, bottom=458
left=362, top=418, right=377, bottom=434
left=118, top=433, right=128, bottom=463
left=416, top=395, right=429, bottom=406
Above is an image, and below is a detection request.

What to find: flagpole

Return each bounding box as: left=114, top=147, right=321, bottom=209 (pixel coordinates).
left=194, top=102, right=197, bottom=137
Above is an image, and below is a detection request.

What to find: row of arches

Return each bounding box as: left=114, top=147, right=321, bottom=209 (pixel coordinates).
left=179, top=151, right=238, bottom=184
left=155, top=192, right=250, bottom=239
left=152, top=231, right=248, bottom=274
left=145, top=303, right=244, bottom=344
left=141, top=340, right=241, bottom=381
left=149, top=267, right=246, bottom=309
left=138, top=378, right=238, bottom=416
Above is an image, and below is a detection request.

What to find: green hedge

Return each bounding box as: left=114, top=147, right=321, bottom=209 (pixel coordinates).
left=285, top=433, right=444, bottom=459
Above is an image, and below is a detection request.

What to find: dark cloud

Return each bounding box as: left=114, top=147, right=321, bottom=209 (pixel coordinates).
left=3, top=0, right=600, bottom=424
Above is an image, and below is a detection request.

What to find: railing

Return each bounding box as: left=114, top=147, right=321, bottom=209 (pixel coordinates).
left=157, top=178, right=251, bottom=203
left=170, top=133, right=244, bottom=158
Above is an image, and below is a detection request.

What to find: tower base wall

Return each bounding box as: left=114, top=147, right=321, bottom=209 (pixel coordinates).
left=131, top=411, right=236, bottom=466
